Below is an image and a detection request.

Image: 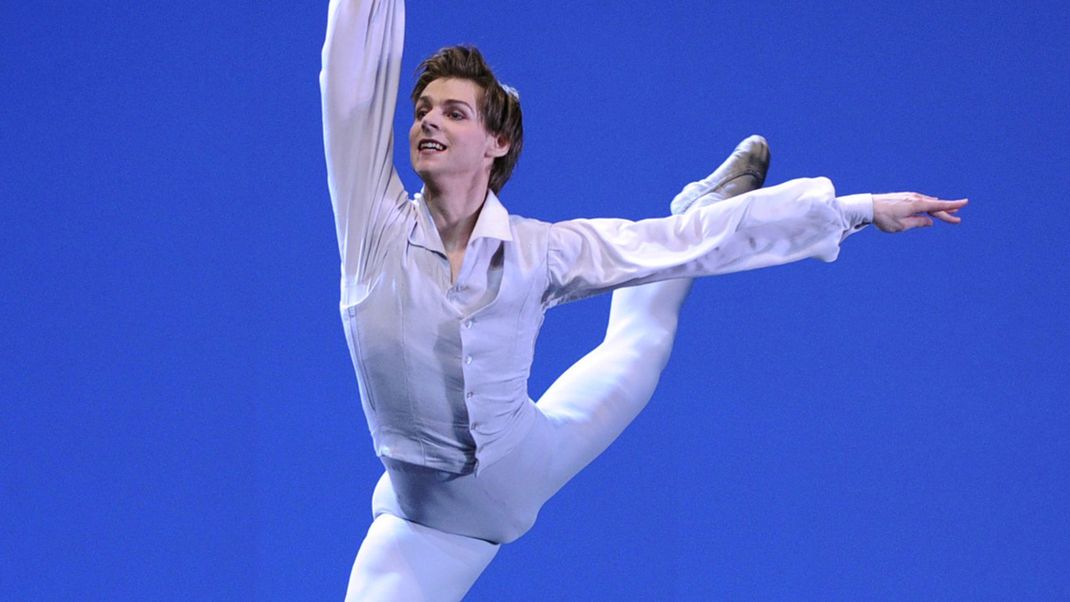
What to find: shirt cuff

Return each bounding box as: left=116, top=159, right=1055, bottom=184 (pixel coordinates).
left=837, top=193, right=874, bottom=231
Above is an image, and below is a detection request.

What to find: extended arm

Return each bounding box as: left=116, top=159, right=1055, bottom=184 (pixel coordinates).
left=321, top=0, right=407, bottom=283
left=545, top=177, right=966, bottom=306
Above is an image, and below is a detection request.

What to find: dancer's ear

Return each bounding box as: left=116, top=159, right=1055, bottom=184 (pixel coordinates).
left=486, top=133, right=510, bottom=158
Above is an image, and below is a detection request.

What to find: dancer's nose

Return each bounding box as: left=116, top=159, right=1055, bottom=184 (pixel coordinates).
left=420, top=111, right=441, bottom=132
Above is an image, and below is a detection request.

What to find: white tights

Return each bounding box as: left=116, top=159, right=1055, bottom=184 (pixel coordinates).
left=345, top=278, right=692, bottom=601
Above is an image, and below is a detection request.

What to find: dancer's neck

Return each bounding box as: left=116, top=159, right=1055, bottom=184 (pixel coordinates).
left=423, top=175, right=489, bottom=253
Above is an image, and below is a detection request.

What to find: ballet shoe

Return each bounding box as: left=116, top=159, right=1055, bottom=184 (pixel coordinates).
left=669, top=134, right=770, bottom=215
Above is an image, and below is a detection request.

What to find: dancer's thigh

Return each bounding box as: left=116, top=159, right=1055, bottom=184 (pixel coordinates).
left=536, top=366, right=640, bottom=497
left=536, top=280, right=690, bottom=495
left=345, top=513, right=499, bottom=602
left=535, top=342, right=662, bottom=496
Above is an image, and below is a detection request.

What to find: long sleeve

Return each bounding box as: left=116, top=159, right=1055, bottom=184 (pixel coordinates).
left=544, top=177, right=872, bottom=306
left=321, top=0, right=408, bottom=285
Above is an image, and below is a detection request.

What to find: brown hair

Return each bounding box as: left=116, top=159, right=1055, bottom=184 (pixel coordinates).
left=411, top=46, right=523, bottom=194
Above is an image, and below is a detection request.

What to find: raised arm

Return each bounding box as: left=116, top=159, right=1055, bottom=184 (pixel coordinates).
left=321, top=0, right=407, bottom=282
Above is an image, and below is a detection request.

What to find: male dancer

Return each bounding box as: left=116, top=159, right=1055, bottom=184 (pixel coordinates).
left=321, top=1, right=967, bottom=599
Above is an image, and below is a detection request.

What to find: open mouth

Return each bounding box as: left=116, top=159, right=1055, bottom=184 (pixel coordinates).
left=418, top=140, right=447, bottom=152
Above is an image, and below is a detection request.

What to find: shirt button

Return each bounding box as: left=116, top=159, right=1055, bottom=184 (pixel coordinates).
left=466, top=392, right=474, bottom=399
left=464, top=355, right=473, bottom=365
left=464, top=319, right=473, bottom=329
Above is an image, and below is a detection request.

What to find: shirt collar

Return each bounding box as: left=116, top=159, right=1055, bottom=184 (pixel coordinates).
left=408, top=189, right=514, bottom=253
left=470, top=190, right=513, bottom=243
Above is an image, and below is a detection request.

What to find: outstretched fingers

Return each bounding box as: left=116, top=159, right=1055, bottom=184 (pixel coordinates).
left=873, top=192, right=969, bottom=233
left=930, top=209, right=962, bottom=224
left=902, top=215, right=934, bottom=230
left=919, top=197, right=968, bottom=213
left=921, top=198, right=967, bottom=225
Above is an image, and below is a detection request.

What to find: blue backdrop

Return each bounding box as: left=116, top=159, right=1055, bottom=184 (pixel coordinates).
left=4, top=1, right=1068, bottom=599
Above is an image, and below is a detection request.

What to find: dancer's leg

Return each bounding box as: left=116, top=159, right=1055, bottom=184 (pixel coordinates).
left=535, top=279, right=691, bottom=491
left=535, top=136, right=770, bottom=494
left=345, top=513, right=499, bottom=602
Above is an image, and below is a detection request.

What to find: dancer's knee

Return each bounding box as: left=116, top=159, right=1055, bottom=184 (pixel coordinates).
left=639, top=324, right=678, bottom=367
left=604, top=323, right=676, bottom=371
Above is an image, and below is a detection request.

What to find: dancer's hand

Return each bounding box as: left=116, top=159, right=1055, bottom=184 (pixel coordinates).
left=872, top=193, right=968, bottom=233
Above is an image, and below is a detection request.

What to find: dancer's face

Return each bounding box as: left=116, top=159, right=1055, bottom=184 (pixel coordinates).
left=410, top=78, right=509, bottom=189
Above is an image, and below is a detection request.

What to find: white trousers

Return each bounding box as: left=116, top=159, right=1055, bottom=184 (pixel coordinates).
left=345, top=277, right=692, bottom=601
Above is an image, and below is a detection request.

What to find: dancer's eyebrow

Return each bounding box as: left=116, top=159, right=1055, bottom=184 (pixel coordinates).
left=416, top=96, right=474, bottom=112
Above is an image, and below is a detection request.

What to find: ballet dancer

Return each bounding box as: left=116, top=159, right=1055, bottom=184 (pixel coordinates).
left=320, top=0, right=967, bottom=599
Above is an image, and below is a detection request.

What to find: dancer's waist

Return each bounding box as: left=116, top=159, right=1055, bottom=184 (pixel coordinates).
left=370, top=400, right=537, bottom=476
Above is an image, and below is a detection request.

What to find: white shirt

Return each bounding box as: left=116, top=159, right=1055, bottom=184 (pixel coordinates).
left=321, top=0, right=873, bottom=474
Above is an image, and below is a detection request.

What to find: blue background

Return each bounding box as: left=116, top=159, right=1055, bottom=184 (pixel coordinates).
left=4, top=1, right=1069, bottom=599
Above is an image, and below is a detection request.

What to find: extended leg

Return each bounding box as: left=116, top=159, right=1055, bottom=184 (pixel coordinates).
left=535, top=136, right=770, bottom=494
left=535, top=279, right=692, bottom=492
left=345, top=513, right=499, bottom=602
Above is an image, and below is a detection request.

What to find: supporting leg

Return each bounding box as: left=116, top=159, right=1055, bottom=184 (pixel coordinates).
left=345, top=513, right=500, bottom=602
